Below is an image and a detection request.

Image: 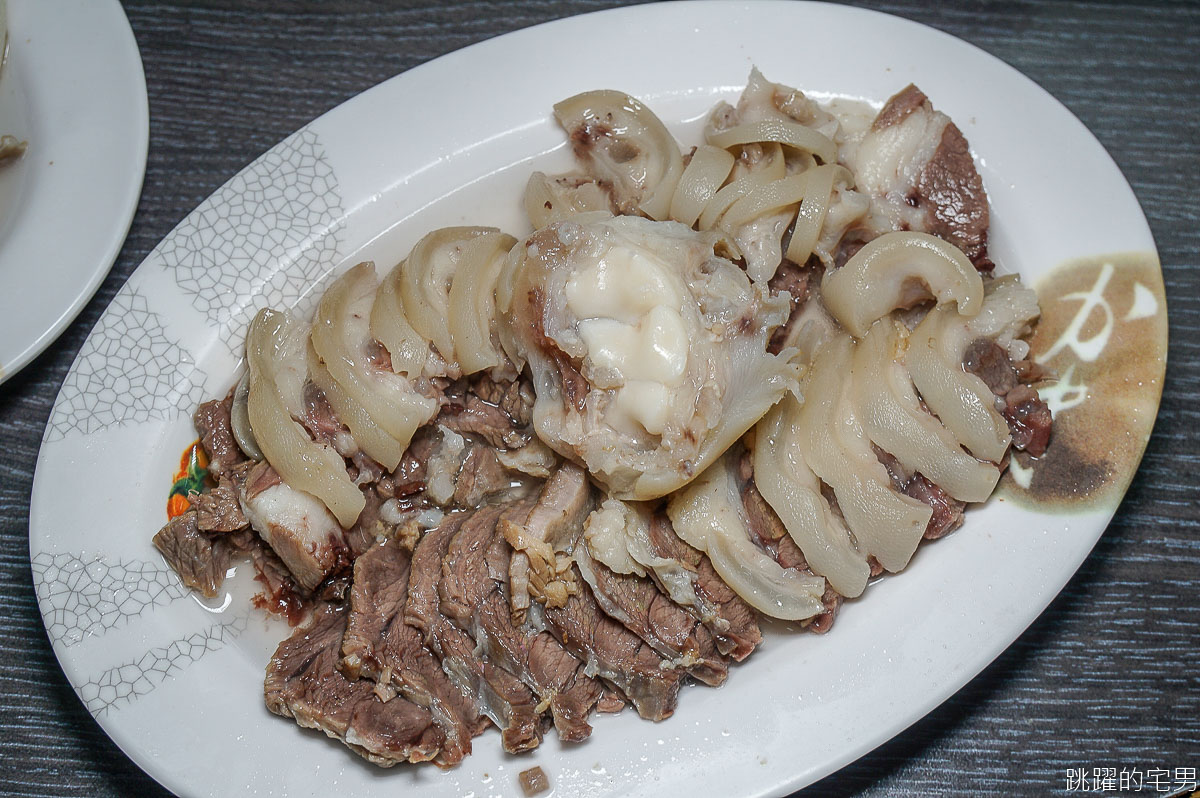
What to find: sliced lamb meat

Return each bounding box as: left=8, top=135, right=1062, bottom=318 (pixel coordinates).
left=503, top=462, right=593, bottom=617
left=541, top=563, right=684, bottom=721
left=191, top=485, right=248, bottom=533
left=264, top=604, right=444, bottom=766
left=596, top=688, right=626, bottom=714
left=1002, top=385, right=1053, bottom=457
left=574, top=539, right=728, bottom=686
left=846, top=84, right=991, bottom=268
left=963, top=338, right=1053, bottom=457
left=153, top=511, right=234, bottom=598
left=439, top=503, right=603, bottom=743
left=341, top=539, right=487, bottom=766
left=874, top=447, right=967, bottom=543
left=454, top=443, right=513, bottom=508
left=439, top=381, right=534, bottom=451
left=469, top=372, right=535, bottom=428
left=405, top=514, right=544, bottom=754
left=250, top=542, right=309, bottom=626
left=239, top=461, right=347, bottom=591
left=767, top=259, right=812, bottom=354
left=644, top=513, right=762, bottom=661
left=905, top=474, right=966, bottom=540
left=193, top=392, right=247, bottom=480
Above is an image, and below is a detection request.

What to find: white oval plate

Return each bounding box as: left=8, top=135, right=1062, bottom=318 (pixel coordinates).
left=0, top=0, right=147, bottom=382
left=30, top=3, right=1163, bottom=797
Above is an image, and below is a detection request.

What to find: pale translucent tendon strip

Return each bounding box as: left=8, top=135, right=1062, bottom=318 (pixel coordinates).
left=311, top=263, right=437, bottom=459
left=697, top=143, right=785, bottom=231
left=753, top=395, right=870, bottom=598
left=822, top=231, right=984, bottom=337
left=371, top=261, right=429, bottom=378
left=448, top=231, right=518, bottom=375
left=400, top=227, right=496, bottom=363
left=707, top=118, right=837, bottom=165
left=307, top=341, right=404, bottom=470
left=853, top=319, right=999, bottom=502
left=246, top=308, right=364, bottom=528
left=784, top=164, right=850, bottom=266
left=669, top=145, right=735, bottom=228
left=553, top=90, right=684, bottom=221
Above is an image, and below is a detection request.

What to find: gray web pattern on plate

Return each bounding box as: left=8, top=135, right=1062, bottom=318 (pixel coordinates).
left=153, top=126, right=346, bottom=353
left=43, top=286, right=207, bottom=442
left=31, top=552, right=191, bottom=648
left=78, top=616, right=248, bottom=716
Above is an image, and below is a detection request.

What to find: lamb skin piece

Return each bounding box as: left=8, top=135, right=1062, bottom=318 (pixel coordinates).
left=264, top=604, right=444, bottom=766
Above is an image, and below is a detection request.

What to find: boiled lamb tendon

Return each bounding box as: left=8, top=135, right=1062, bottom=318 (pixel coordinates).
left=821, top=230, right=984, bottom=337
left=751, top=395, right=871, bottom=598
left=666, top=449, right=826, bottom=620
left=500, top=213, right=798, bottom=500
left=310, top=262, right=438, bottom=470
left=524, top=171, right=615, bottom=230
left=245, top=307, right=364, bottom=528
left=796, top=334, right=932, bottom=574
left=852, top=318, right=999, bottom=502
left=906, top=275, right=1041, bottom=463
left=554, top=90, right=684, bottom=221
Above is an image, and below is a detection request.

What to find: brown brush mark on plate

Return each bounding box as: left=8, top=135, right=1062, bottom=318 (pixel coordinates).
left=999, top=251, right=1166, bottom=511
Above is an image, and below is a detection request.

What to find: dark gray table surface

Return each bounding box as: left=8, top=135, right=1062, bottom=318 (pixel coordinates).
left=1, top=1, right=1196, bottom=796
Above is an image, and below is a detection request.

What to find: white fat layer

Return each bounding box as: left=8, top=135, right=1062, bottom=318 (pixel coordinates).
left=242, top=481, right=341, bottom=567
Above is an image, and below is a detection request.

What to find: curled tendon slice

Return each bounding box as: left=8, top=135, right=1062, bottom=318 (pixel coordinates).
left=669, top=145, right=735, bottom=228
left=797, top=334, right=931, bottom=573
left=245, top=308, right=364, bottom=528
left=854, top=319, right=999, bottom=502
left=906, top=276, right=1040, bottom=462
left=399, top=227, right=495, bottom=365
left=447, top=230, right=518, bottom=375
left=310, top=262, right=438, bottom=469
left=822, top=231, right=984, bottom=337
left=554, top=90, right=684, bottom=221
left=752, top=395, right=870, bottom=598
left=666, top=451, right=825, bottom=620
left=370, top=263, right=428, bottom=378
left=707, top=118, right=837, bottom=165
left=524, top=171, right=614, bottom=229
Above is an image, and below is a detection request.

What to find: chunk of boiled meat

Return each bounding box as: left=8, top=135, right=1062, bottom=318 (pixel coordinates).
left=264, top=604, right=444, bottom=766
left=341, top=539, right=488, bottom=766
left=405, top=513, right=545, bottom=753
left=439, top=504, right=603, bottom=743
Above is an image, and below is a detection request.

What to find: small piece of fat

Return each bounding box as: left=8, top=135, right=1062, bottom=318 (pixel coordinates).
left=565, top=245, right=685, bottom=324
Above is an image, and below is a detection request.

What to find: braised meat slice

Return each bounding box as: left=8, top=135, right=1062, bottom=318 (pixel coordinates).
left=342, top=539, right=488, bottom=766
left=541, top=562, right=684, bottom=722
left=439, top=504, right=603, bottom=743
left=193, top=392, right=247, bottom=480
left=191, top=484, right=248, bottom=533
left=574, top=539, right=728, bottom=686
left=644, top=513, right=762, bottom=661
left=406, top=514, right=544, bottom=754
left=239, top=461, right=347, bottom=591
left=264, top=604, right=444, bottom=766
left=152, top=511, right=233, bottom=598
left=963, top=338, right=1053, bottom=456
